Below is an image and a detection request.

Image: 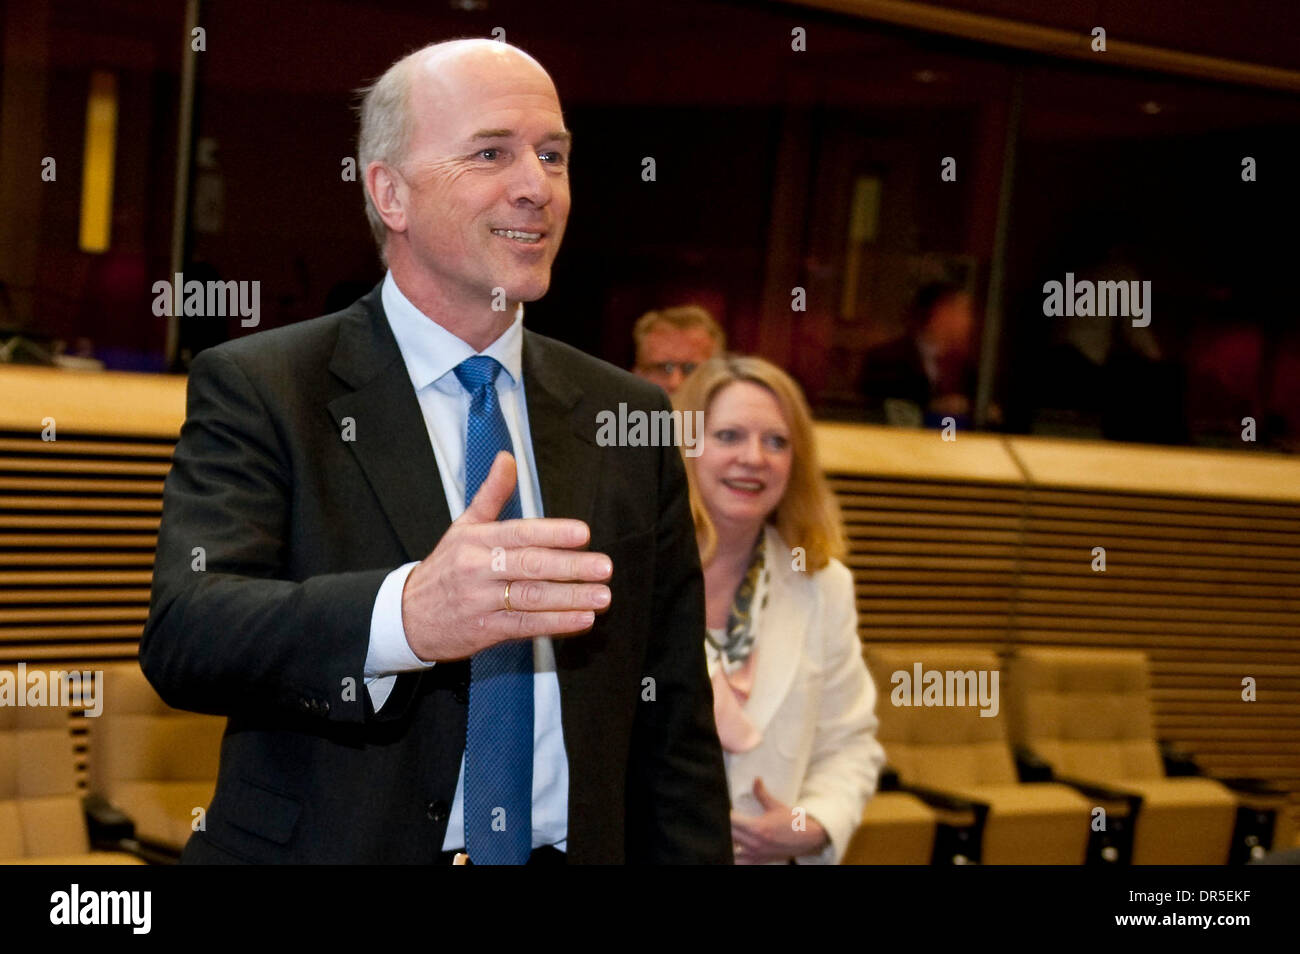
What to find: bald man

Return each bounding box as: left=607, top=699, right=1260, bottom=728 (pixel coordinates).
left=141, top=39, right=732, bottom=864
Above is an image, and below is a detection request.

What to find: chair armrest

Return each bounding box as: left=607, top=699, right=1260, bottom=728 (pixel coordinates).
left=83, top=793, right=134, bottom=843
left=1158, top=745, right=1287, bottom=807
left=1014, top=747, right=1054, bottom=783
left=878, top=765, right=901, bottom=792
left=1216, top=776, right=1289, bottom=817
left=1159, top=740, right=1202, bottom=777
left=899, top=784, right=988, bottom=829
left=1216, top=776, right=1286, bottom=797
left=127, top=837, right=184, bottom=865
left=1047, top=777, right=1142, bottom=865
left=898, top=784, right=988, bottom=864
left=83, top=794, right=182, bottom=865
left=1053, top=776, right=1142, bottom=817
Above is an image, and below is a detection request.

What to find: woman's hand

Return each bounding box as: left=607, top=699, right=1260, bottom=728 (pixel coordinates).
left=731, top=777, right=828, bottom=864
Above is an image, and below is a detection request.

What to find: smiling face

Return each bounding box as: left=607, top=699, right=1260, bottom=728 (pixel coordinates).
left=694, top=381, right=793, bottom=538
left=369, top=43, right=571, bottom=326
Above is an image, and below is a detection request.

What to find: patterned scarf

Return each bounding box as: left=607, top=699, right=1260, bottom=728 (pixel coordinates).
left=706, top=531, right=770, bottom=672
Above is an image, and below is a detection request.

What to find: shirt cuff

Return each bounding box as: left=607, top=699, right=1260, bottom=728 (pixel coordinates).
left=365, top=563, right=432, bottom=711
left=794, top=798, right=847, bottom=865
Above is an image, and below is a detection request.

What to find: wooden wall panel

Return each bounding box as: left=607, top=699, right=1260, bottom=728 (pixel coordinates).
left=0, top=368, right=184, bottom=666
left=0, top=429, right=173, bottom=665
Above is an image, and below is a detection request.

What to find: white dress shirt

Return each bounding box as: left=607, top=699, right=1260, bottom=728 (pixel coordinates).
left=363, top=271, right=568, bottom=853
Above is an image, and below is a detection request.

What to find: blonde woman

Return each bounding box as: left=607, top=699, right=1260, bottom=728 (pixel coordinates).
left=674, top=356, right=885, bottom=864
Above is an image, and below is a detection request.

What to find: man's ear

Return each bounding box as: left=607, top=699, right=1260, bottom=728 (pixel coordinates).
left=365, top=160, right=407, bottom=235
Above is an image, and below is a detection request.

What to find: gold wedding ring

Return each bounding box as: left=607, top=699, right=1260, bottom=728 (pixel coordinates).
left=503, top=580, right=513, bottom=612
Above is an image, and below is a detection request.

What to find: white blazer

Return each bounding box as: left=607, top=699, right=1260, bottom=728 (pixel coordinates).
left=716, top=525, right=886, bottom=864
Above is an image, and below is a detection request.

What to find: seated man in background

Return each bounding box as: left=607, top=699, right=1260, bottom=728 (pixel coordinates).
left=862, top=281, right=986, bottom=428
left=632, top=304, right=725, bottom=395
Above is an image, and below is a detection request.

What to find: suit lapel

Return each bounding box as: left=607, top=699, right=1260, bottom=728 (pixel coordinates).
left=744, top=526, right=808, bottom=734
left=520, top=332, right=600, bottom=526
left=326, top=287, right=452, bottom=561
left=520, top=333, right=602, bottom=683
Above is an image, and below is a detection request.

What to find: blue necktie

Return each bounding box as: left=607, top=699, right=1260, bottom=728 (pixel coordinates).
left=454, top=355, right=533, bottom=865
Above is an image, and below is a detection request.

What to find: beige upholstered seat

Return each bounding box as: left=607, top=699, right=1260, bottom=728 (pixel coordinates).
left=1007, top=647, right=1237, bottom=865
left=864, top=645, right=1091, bottom=864
left=86, top=664, right=224, bottom=851
left=842, top=791, right=937, bottom=864
left=0, top=669, right=141, bottom=864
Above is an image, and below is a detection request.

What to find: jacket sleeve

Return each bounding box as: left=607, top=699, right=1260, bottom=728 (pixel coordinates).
left=795, top=560, right=886, bottom=864
left=139, top=347, right=396, bottom=726
left=624, top=393, right=734, bottom=864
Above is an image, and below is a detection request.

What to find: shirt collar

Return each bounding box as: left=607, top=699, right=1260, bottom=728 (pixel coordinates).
left=915, top=335, right=940, bottom=382
left=382, top=270, right=525, bottom=392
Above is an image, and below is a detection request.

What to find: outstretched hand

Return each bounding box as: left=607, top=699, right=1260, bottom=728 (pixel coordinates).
left=400, top=451, right=613, bottom=661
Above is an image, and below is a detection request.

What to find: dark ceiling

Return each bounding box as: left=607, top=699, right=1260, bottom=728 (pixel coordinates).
left=909, top=0, right=1300, bottom=73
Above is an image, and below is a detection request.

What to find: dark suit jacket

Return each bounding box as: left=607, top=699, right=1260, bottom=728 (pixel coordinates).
left=861, top=335, right=932, bottom=417
left=861, top=335, right=976, bottom=423
left=139, top=283, right=732, bottom=864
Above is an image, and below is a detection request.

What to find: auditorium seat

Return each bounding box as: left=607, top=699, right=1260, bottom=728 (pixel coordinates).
left=1006, top=647, right=1238, bottom=865
left=864, top=645, right=1091, bottom=864
left=0, top=670, right=141, bottom=864
left=842, top=785, right=937, bottom=865
left=85, top=663, right=224, bottom=855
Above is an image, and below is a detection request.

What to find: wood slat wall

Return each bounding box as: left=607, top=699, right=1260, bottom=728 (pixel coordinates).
left=820, top=425, right=1300, bottom=845
left=2, top=369, right=1297, bottom=849
left=0, top=368, right=185, bottom=665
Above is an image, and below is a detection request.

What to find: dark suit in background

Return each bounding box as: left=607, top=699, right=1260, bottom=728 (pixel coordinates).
left=861, top=335, right=933, bottom=422
left=140, top=284, right=732, bottom=863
